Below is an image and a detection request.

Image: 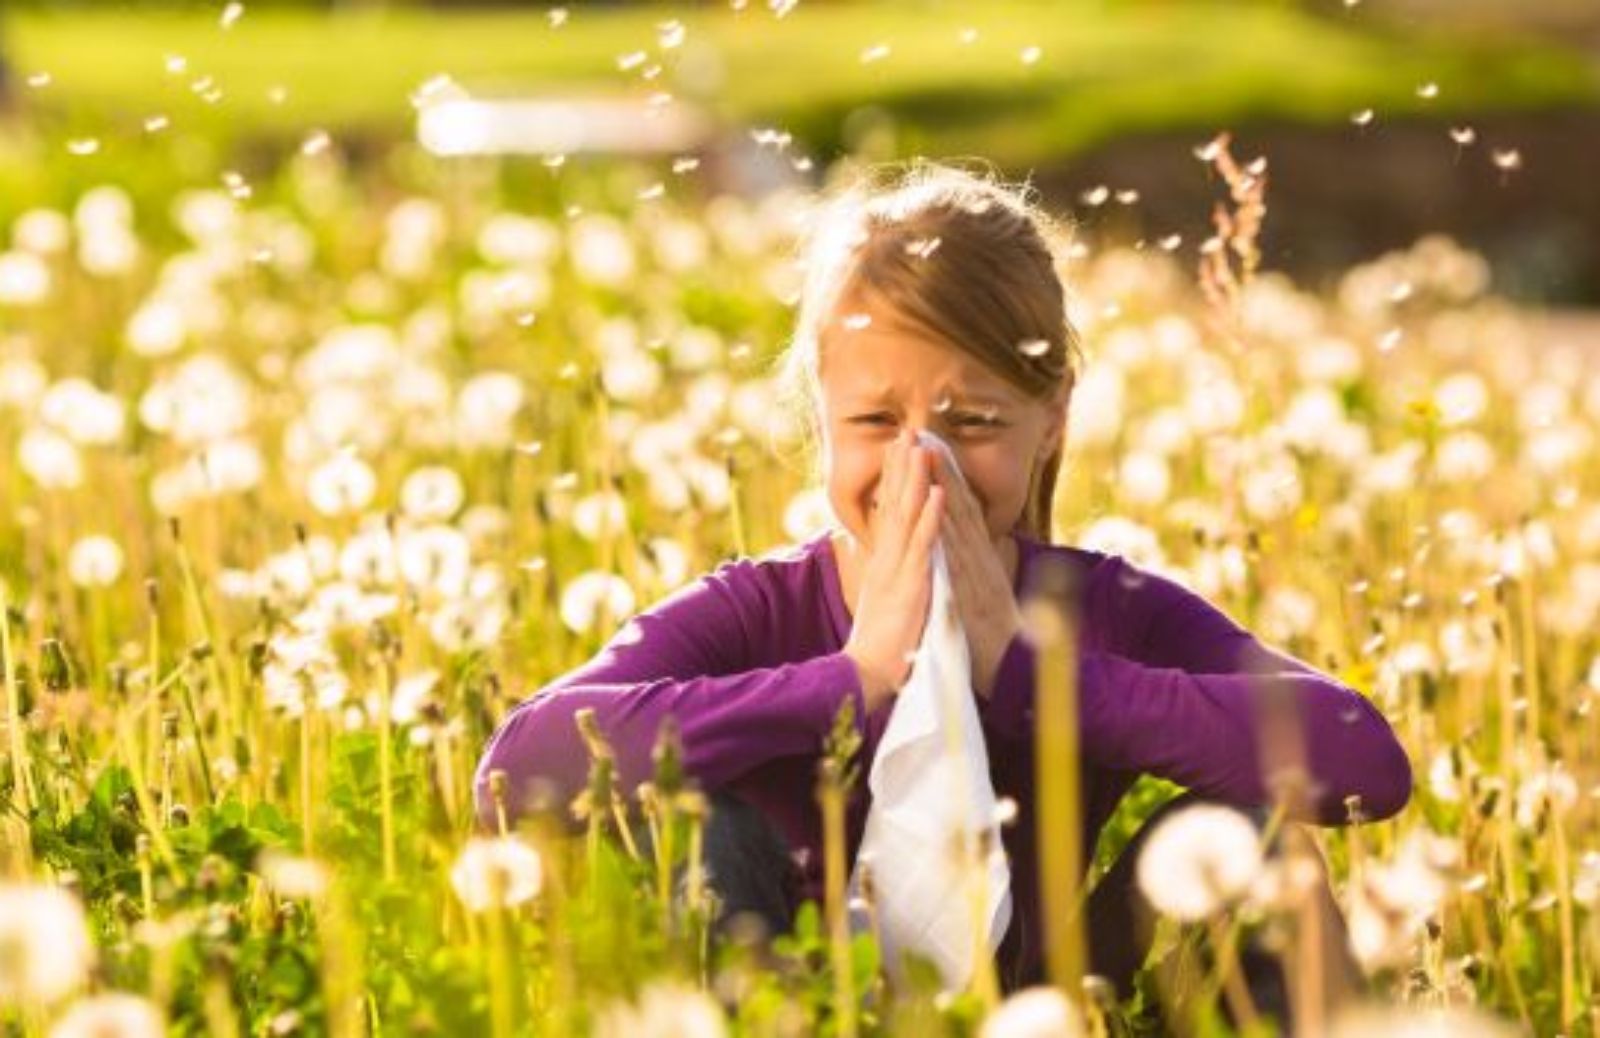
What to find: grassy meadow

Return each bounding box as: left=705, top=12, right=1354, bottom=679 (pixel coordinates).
left=2, top=3, right=1600, bottom=1036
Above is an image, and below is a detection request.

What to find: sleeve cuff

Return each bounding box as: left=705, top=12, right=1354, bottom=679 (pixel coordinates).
left=817, top=651, right=871, bottom=742
left=979, top=633, right=1038, bottom=741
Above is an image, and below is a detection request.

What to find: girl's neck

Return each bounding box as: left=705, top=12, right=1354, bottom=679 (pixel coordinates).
left=827, top=527, right=1022, bottom=618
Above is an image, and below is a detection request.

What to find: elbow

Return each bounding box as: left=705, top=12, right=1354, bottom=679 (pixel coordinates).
left=1358, top=732, right=1413, bottom=822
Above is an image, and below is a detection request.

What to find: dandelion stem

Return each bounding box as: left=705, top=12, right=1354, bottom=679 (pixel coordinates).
left=1027, top=576, right=1086, bottom=1002
left=377, top=660, right=397, bottom=883
left=0, top=585, right=35, bottom=820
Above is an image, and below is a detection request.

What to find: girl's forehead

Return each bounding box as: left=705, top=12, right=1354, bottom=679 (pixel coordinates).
left=819, top=324, right=1018, bottom=403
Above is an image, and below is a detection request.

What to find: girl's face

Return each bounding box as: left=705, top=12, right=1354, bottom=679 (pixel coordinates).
left=817, top=290, right=1069, bottom=551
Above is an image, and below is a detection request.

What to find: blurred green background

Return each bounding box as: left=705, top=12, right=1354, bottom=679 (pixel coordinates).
left=2, top=0, right=1598, bottom=300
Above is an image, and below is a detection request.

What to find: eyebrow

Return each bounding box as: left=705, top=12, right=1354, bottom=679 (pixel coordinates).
left=843, top=388, right=1013, bottom=409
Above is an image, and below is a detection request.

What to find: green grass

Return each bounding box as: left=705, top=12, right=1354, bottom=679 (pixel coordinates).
left=5, top=0, right=1597, bottom=169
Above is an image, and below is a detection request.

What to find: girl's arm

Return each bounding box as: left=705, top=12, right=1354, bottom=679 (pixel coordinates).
left=472, top=566, right=867, bottom=828
left=976, top=556, right=1413, bottom=825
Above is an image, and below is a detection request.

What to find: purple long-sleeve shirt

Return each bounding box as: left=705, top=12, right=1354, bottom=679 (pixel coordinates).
left=475, top=530, right=1411, bottom=972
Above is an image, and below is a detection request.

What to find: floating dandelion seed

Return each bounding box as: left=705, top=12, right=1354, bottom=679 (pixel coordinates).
left=904, top=236, right=942, bottom=259
left=221, top=170, right=251, bottom=201
left=144, top=114, right=169, bottom=133
left=646, top=91, right=673, bottom=109
left=66, top=139, right=100, bottom=157
left=300, top=130, right=331, bottom=156
left=671, top=156, right=700, bottom=174
left=1378, top=328, right=1403, bottom=353
left=1388, top=281, right=1414, bottom=303
left=519, top=556, right=548, bottom=574
left=1115, top=189, right=1140, bottom=205
left=164, top=54, right=188, bottom=75
left=637, top=182, right=666, bottom=201
left=770, top=0, right=800, bottom=18
left=1018, top=338, right=1051, bottom=358
left=1491, top=148, right=1522, bottom=172
left=1193, top=137, right=1223, bottom=162
left=515, top=440, right=544, bottom=456
left=1080, top=185, right=1110, bottom=207
left=1450, top=126, right=1477, bottom=146
left=750, top=127, right=792, bottom=150
left=549, top=7, right=569, bottom=27
left=26, top=71, right=51, bottom=89
left=266, top=84, right=288, bottom=105
left=958, top=27, right=979, bottom=44
left=219, top=2, right=244, bottom=29
left=860, top=43, right=891, bottom=64
left=1351, top=108, right=1375, bottom=127
left=1020, top=45, right=1042, bottom=65
left=542, top=154, right=567, bottom=169
left=515, top=311, right=536, bottom=327
left=658, top=20, right=686, bottom=48
left=1245, top=156, right=1268, bottom=176
left=841, top=313, right=872, bottom=330
left=617, top=50, right=648, bottom=72
left=1158, top=234, right=1183, bottom=251
left=933, top=392, right=954, bottom=414
left=1416, top=81, right=1439, bottom=99
left=793, top=156, right=814, bottom=172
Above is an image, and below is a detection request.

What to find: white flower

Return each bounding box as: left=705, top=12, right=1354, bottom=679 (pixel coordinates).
left=1117, top=451, right=1170, bottom=508
left=642, top=537, right=691, bottom=590
left=12, top=208, right=72, bottom=254
left=571, top=490, right=629, bottom=541
left=1135, top=804, right=1263, bottom=921
left=124, top=298, right=188, bottom=357
left=1065, top=365, right=1124, bottom=449
left=1328, top=1004, right=1516, bottom=1038
left=600, top=349, right=663, bottom=404
left=385, top=670, right=440, bottom=725
left=455, top=372, right=524, bottom=450
left=396, top=524, right=471, bottom=599
left=477, top=212, right=559, bottom=266
left=1432, top=431, right=1495, bottom=484
left=0, top=357, right=49, bottom=410
left=1259, top=585, right=1317, bottom=643
left=979, top=986, right=1084, bottom=1038
left=0, top=251, right=52, bottom=305
left=427, top=598, right=507, bottom=653
left=0, top=883, right=94, bottom=1005
left=49, top=993, right=164, bottom=1038
left=306, top=454, right=377, bottom=517
left=783, top=487, right=835, bottom=542
left=1433, top=372, right=1489, bottom=426
left=560, top=571, right=637, bottom=634
left=18, top=427, right=84, bottom=489
left=67, top=535, right=125, bottom=588
left=594, top=981, right=728, bottom=1038
left=257, top=850, right=330, bottom=901
left=39, top=379, right=125, bottom=446
left=568, top=213, right=635, bottom=288
left=400, top=465, right=465, bottom=522
left=450, top=836, right=543, bottom=912
left=1241, top=450, right=1302, bottom=523
left=1076, top=516, right=1165, bottom=570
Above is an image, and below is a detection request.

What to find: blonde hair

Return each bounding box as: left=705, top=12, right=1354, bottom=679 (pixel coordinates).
left=775, top=159, right=1083, bottom=540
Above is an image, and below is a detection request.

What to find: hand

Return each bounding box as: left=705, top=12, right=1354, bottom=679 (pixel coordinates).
left=842, top=428, right=946, bottom=714
left=928, top=446, right=1024, bottom=700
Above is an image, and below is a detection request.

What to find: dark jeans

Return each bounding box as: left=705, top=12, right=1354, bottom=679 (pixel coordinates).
left=663, top=790, right=1362, bottom=1031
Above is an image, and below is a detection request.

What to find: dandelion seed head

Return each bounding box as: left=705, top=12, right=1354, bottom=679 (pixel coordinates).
left=450, top=836, right=543, bottom=912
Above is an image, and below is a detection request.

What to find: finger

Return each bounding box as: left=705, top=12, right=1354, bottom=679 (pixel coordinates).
left=877, top=430, right=906, bottom=530
left=908, top=484, right=944, bottom=564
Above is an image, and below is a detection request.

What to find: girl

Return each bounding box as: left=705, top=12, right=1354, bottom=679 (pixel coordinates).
left=474, top=161, right=1412, bottom=1013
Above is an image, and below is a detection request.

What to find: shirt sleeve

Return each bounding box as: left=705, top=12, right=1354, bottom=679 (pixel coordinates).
left=976, top=556, right=1413, bottom=825
left=473, top=562, right=867, bottom=828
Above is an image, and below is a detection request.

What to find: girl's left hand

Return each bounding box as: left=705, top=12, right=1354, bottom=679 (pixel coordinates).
left=928, top=448, right=1024, bottom=700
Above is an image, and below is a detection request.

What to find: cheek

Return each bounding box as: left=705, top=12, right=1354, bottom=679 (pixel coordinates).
left=824, top=443, right=878, bottom=526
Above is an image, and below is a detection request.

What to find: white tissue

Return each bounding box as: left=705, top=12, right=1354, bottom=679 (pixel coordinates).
left=847, top=429, right=1012, bottom=991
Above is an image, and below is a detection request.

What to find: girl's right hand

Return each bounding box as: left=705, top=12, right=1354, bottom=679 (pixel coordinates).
left=843, top=428, right=946, bottom=714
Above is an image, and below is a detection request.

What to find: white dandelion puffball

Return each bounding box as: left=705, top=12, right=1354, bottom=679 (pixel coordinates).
left=560, top=571, right=637, bottom=634
left=48, top=993, right=164, bottom=1038
left=571, top=490, right=629, bottom=542
left=979, top=986, right=1084, bottom=1038
left=783, top=487, right=835, bottom=542
left=1135, top=803, right=1264, bottom=921
left=306, top=454, right=377, bottom=517
left=568, top=212, right=635, bottom=288
left=450, top=836, right=543, bottom=912
left=400, top=465, right=465, bottom=521
left=257, top=850, right=331, bottom=901
left=594, top=981, right=729, bottom=1038
left=0, top=250, right=52, bottom=305
left=1327, top=1004, right=1516, bottom=1038
left=0, top=883, right=94, bottom=1006
left=67, top=535, right=125, bottom=588
left=17, top=427, right=84, bottom=490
